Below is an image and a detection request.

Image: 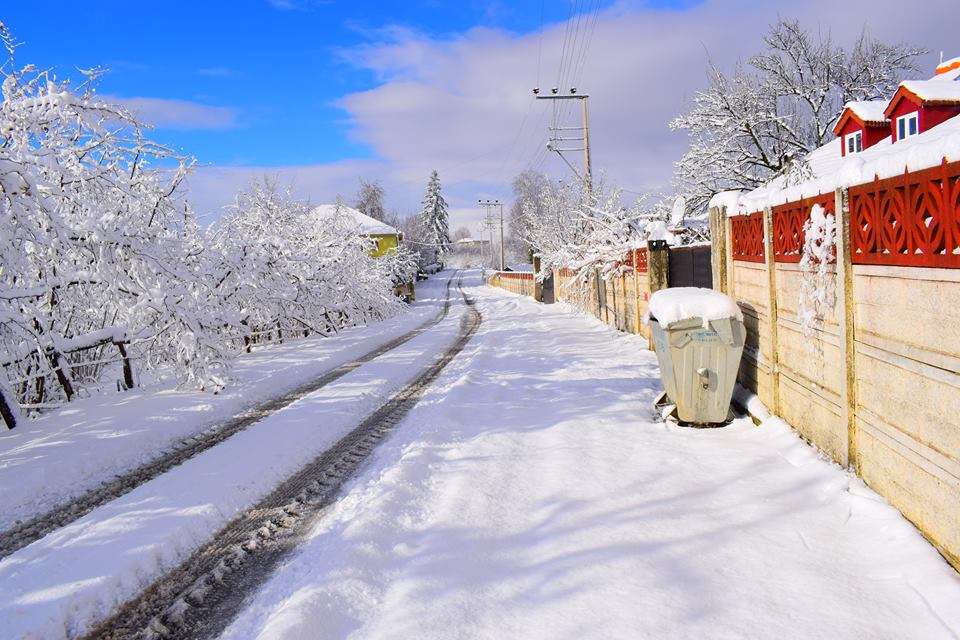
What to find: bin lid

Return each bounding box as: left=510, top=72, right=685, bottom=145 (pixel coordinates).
left=646, top=287, right=742, bottom=328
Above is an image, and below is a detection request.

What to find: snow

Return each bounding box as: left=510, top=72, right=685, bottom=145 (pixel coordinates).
left=0, top=277, right=445, bottom=533
left=217, top=275, right=960, bottom=639
left=714, top=112, right=960, bottom=215
left=798, top=204, right=838, bottom=336
left=901, top=78, right=960, bottom=103
left=843, top=99, right=889, bottom=125
left=646, top=287, right=743, bottom=327
left=936, top=57, right=960, bottom=76
left=312, top=203, right=399, bottom=236
left=0, top=275, right=471, bottom=640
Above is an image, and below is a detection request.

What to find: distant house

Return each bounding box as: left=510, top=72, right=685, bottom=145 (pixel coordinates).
left=312, top=204, right=402, bottom=257
left=454, top=237, right=491, bottom=250
left=833, top=56, right=960, bottom=156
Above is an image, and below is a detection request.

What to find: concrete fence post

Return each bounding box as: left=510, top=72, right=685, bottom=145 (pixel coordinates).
left=762, top=206, right=781, bottom=416
left=632, top=253, right=642, bottom=335
left=647, top=240, right=670, bottom=349
left=533, top=256, right=543, bottom=302
left=835, top=187, right=858, bottom=471
left=709, top=205, right=729, bottom=294
left=647, top=240, right=670, bottom=293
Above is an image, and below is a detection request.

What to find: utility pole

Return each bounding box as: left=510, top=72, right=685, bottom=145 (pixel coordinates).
left=533, top=86, right=592, bottom=199
left=479, top=199, right=505, bottom=271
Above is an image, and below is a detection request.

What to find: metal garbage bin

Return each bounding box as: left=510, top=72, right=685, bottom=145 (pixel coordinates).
left=647, top=288, right=745, bottom=425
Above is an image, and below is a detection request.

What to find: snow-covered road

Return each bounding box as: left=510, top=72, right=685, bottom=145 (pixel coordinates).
left=220, top=272, right=960, bottom=640
left=0, top=276, right=451, bottom=533
left=0, top=275, right=471, bottom=640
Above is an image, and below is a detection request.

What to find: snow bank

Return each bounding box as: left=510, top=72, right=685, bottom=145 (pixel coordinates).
left=646, top=287, right=742, bottom=327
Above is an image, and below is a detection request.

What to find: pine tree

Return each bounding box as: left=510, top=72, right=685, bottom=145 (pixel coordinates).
left=419, top=170, right=450, bottom=265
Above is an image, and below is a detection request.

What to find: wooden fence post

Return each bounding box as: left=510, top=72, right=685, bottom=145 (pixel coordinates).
left=835, top=187, right=858, bottom=471
left=709, top=205, right=729, bottom=293
left=115, top=342, right=135, bottom=390
left=0, top=381, right=21, bottom=430
left=763, top=206, right=781, bottom=416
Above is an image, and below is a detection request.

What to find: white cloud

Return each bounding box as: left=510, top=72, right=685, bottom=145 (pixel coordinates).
left=107, top=96, right=239, bottom=130
left=188, top=0, right=959, bottom=232
left=197, top=67, right=237, bottom=78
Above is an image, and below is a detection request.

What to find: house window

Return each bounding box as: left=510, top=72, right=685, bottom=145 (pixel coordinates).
left=896, top=112, right=919, bottom=141
left=845, top=131, right=863, bottom=154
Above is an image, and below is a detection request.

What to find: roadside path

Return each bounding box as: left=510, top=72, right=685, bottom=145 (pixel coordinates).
left=219, top=275, right=960, bottom=640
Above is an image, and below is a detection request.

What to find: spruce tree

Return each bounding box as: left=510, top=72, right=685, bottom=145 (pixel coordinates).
left=419, top=170, right=450, bottom=265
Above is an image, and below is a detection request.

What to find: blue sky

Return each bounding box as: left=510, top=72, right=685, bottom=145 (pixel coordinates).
left=2, top=1, right=647, bottom=166
left=2, top=0, right=955, bottom=227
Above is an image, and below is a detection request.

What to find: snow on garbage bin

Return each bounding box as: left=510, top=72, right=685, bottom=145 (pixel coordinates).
left=645, top=287, right=745, bottom=425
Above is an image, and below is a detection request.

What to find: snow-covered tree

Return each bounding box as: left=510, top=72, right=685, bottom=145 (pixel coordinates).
left=671, top=19, right=924, bottom=214
left=518, top=176, right=644, bottom=281
left=508, top=169, right=550, bottom=260
left=419, top=170, right=450, bottom=265
left=0, top=25, right=409, bottom=427
left=0, top=24, right=228, bottom=420
left=206, top=182, right=402, bottom=350
left=355, top=179, right=387, bottom=223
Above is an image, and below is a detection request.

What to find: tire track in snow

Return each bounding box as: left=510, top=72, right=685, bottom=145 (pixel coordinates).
left=82, top=272, right=482, bottom=640
left=0, top=275, right=458, bottom=561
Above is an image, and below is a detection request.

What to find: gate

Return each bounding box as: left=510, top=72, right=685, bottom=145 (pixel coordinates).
left=669, top=244, right=712, bottom=289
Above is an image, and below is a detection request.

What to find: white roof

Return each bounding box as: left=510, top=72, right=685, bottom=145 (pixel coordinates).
left=713, top=112, right=960, bottom=216
left=312, top=204, right=398, bottom=235
left=900, top=78, right=960, bottom=104
left=844, top=100, right=888, bottom=125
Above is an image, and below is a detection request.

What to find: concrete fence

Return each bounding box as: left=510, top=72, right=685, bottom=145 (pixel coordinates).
left=552, top=244, right=670, bottom=343
left=712, top=158, right=960, bottom=571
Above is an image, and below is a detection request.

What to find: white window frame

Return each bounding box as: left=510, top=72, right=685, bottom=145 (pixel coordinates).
left=845, top=130, right=863, bottom=154
left=896, top=111, right=919, bottom=141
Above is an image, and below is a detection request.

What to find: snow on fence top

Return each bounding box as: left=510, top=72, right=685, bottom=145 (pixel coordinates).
left=712, top=108, right=960, bottom=216
left=313, top=204, right=399, bottom=236
left=646, top=287, right=742, bottom=327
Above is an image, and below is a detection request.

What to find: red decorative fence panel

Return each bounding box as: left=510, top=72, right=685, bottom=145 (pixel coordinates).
left=772, top=193, right=834, bottom=263
left=730, top=212, right=765, bottom=263
left=850, top=158, right=960, bottom=268
left=498, top=271, right=534, bottom=280
left=625, top=248, right=648, bottom=272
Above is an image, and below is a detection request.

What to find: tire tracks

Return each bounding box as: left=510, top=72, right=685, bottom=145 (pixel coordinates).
left=0, top=275, right=457, bottom=561
left=83, top=272, right=481, bottom=640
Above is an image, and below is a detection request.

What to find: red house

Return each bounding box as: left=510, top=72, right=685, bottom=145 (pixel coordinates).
left=833, top=100, right=889, bottom=156
left=833, top=57, right=960, bottom=155
left=887, top=57, right=960, bottom=143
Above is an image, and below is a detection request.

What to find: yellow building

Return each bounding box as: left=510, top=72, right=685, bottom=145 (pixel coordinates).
left=312, top=204, right=402, bottom=257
